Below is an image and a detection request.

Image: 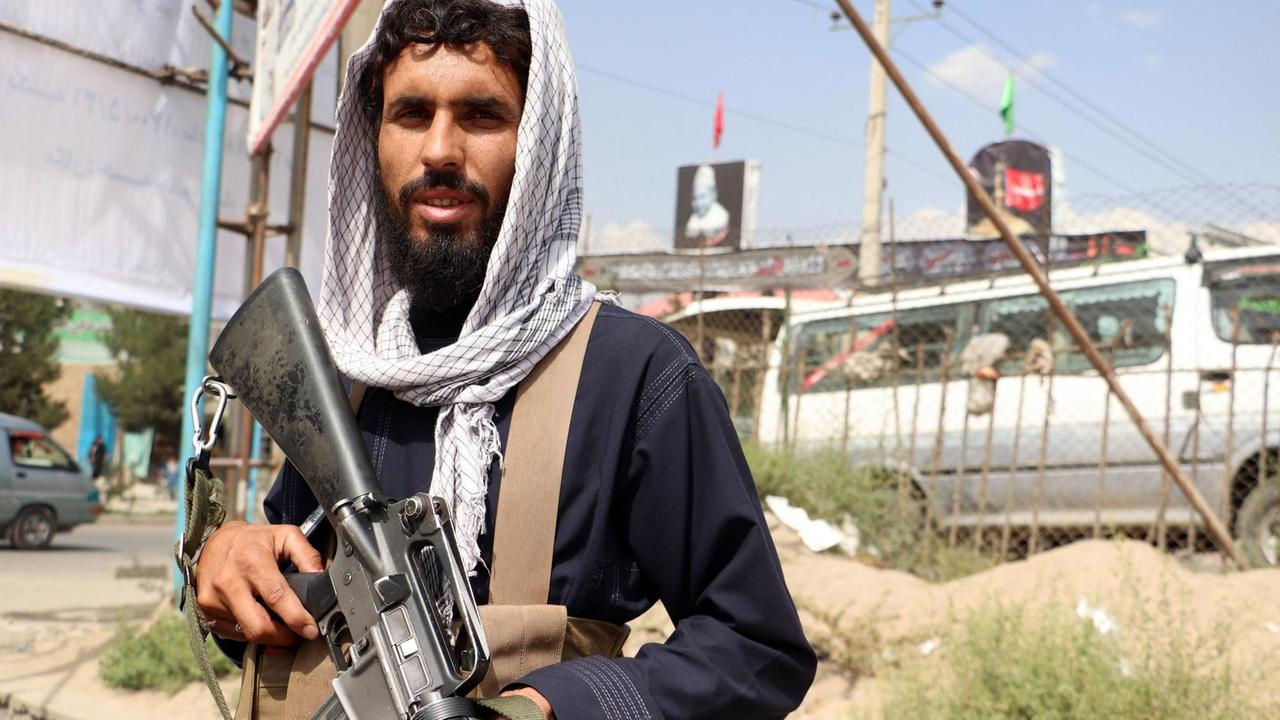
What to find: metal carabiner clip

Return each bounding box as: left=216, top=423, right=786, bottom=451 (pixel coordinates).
left=190, top=375, right=237, bottom=454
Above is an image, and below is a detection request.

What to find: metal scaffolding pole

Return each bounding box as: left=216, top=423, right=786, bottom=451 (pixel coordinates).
left=174, top=0, right=234, bottom=597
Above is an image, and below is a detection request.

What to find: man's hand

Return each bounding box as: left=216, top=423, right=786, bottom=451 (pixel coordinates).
left=196, top=520, right=324, bottom=646
left=499, top=688, right=554, bottom=719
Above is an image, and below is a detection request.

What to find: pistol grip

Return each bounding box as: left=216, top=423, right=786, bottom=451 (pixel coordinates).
left=284, top=571, right=339, bottom=621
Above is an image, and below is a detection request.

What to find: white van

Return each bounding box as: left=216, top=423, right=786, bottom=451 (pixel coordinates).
left=756, top=247, right=1280, bottom=564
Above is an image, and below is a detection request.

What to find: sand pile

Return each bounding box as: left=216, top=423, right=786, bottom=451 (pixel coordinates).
left=766, top=514, right=1280, bottom=718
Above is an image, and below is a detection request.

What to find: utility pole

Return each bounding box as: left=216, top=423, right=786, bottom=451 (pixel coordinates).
left=857, top=0, right=891, bottom=286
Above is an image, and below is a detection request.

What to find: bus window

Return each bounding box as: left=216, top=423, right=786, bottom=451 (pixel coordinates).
left=982, top=279, right=1174, bottom=375
left=792, top=303, right=971, bottom=393
left=1060, top=279, right=1173, bottom=372
left=1209, top=268, right=1280, bottom=344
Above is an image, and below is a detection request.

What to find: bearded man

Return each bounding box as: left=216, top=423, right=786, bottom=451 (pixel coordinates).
left=194, top=1, right=815, bottom=718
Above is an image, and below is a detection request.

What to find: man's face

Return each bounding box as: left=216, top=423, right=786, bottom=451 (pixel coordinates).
left=376, top=42, right=523, bottom=313
left=692, top=167, right=718, bottom=217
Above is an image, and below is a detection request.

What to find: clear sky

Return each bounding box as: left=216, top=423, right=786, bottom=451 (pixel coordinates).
left=554, top=0, right=1280, bottom=244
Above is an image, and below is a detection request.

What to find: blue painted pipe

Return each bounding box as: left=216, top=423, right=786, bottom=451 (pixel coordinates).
left=246, top=422, right=263, bottom=523
left=175, top=0, right=235, bottom=599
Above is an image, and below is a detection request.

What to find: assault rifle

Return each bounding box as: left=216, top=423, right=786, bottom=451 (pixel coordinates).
left=209, top=268, right=490, bottom=720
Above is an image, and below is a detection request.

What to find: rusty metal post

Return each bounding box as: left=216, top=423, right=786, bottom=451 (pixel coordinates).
left=908, top=344, right=924, bottom=476
left=779, top=290, right=793, bottom=448
left=791, top=354, right=808, bottom=454
left=842, top=311, right=858, bottom=452
left=696, top=237, right=707, bottom=363
left=950, top=410, right=972, bottom=547
left=230, top=146, right=272, bottom=520
left=975, top=387, right=997, bottom=552
left=1189, top=376, right=1203, bottom=550
left=888, top=201, right=906, bottom=474
left=1094, top=349, right=1115, bottom=540
left=927, top=327, right=954, bottom=529
left=1000, top=371, right=1028, bottom=558
left=834, top=0, right=1248, bottom=568
left=752, top=310, right=774, bottom=443
left=1152, top=305, right=1175, bottom=549
left=285, top=83, right=313, bottom=269
left=729, top=347, right=745, bottom=425
left=1262, top=334, right=1280, bottom=481
left=1221, top=309, right=1241, bottom=524
left=1031, top=326, right=1056, bottom=556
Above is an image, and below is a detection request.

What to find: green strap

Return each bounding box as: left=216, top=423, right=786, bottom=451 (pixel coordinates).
left=475, top=695, right=547, bottom=720
left=183, top=582, right=234, bottom=720
left=174, top=460, right=232, bottom=720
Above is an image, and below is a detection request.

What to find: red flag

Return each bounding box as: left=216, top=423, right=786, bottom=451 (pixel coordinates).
left=713, top=92, right=724, bottom=149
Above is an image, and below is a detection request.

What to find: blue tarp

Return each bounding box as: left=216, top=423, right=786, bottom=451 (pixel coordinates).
left=76, top=373, right=117, bottom=463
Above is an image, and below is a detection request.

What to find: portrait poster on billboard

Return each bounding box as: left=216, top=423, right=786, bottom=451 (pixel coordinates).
left=966, top=140, right=1053, bottom=239
left=672, top=160, right=761, bottom=252
left=249, top=0, right=362, bottom=153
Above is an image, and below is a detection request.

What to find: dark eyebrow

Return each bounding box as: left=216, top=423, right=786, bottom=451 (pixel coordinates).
left=459, top=95, right=515, bottom=116
left=386, top=94, right=430, bottom=115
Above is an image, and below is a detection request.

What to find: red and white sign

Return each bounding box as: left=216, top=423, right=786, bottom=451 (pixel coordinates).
left=1003, top=167, right=1047, bottom=213
left=248, top=0, right=364, bottom=153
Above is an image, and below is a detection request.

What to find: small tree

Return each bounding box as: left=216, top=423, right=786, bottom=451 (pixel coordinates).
left=95, top=308, right=189, bottom=459
left=0, top=289, right=71, bottom=429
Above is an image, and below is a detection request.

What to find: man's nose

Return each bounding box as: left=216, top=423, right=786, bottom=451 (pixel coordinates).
left=418, top=113, right=464, bottom=171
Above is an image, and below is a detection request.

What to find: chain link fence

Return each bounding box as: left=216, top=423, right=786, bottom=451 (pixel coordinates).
left=609, top=187, right=1280, bottom=567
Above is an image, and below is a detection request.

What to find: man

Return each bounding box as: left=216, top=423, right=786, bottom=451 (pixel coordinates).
left=684, top=164, right=731, bottom=247
left=195, top=1, right=815, bottom=718
left=88, top=435, right=107, bottom=482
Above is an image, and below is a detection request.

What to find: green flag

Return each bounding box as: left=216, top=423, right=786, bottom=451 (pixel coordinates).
left=1000, top=72, right=1015, bottom=136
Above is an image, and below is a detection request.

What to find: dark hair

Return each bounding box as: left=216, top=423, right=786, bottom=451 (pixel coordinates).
left=358, top=0, right=532, bottom=124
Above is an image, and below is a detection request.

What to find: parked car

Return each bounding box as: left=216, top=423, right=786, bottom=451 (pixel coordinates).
left=756, top=247, right=1280, bottom=565
left=0, top=412, right=102, bottom=549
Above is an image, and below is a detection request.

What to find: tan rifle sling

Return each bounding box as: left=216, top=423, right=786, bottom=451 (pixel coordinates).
left=236, top=301, right=626, bottom=719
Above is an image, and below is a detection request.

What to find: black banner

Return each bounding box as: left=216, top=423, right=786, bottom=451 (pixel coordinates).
left=967, top=140, right=1054, bottom=238
left=579, top=232, right=1147, bottom=292
left=878, top=231, right=1148, bottom=285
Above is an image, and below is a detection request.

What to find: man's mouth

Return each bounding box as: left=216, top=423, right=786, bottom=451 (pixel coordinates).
left=412, top=189, right=477, bottom=225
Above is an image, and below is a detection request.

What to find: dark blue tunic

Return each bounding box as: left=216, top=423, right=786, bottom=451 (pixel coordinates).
left=263, top=304, right=816, bottom=719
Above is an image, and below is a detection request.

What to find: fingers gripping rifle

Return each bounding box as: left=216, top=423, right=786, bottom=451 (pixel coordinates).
left=208, top=268, right=490, bottom=720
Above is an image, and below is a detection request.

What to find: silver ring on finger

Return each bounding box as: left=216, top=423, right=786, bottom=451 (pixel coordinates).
left=234, top=623, right=242, bottom=634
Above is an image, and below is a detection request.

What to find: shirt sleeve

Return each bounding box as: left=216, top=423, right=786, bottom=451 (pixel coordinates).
left=516, top=365, right=817, bottom=720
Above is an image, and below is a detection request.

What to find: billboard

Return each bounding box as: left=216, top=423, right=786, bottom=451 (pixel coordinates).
left=876, top=231, right=1148, bottom=286
left=0, top=26, right=331, bottom=320
left=966, top=140, right=1053, bottom=238
left=248, top=0, right=362, bottom=153
left=579, top=245, right=856, bottom=293
left=672, top=160, right=760, bottom=252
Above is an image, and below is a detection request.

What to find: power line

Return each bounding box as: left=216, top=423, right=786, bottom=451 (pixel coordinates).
left=575, top=63, right=956, bottom=188
left=785, top=0, right=837, bottom=14
left=888, top=45, right=1201, bottom=225
left=900, top=0, right=1269, bottom=219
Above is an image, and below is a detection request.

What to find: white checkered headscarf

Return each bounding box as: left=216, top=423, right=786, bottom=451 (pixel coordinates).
left=318, top=0, right=596, bottom=577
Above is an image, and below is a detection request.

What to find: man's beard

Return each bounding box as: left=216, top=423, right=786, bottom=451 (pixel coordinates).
left=376, top=168, right=507, bottom=319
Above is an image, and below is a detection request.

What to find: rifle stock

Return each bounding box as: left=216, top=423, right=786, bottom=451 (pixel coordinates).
left=209, top=267, right=378, bottom=520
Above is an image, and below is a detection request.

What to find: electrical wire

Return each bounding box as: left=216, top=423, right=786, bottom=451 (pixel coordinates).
left=888, top=45, right=1201, bottom=225
left=785, top=0, right=838, bottom=14
left=575, top=63, right=957, bottom=188
left=899, top=0, right=1269, bottom=219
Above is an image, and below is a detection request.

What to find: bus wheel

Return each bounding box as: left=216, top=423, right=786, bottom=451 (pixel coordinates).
left=1235, top=483, right=1280, bottom=568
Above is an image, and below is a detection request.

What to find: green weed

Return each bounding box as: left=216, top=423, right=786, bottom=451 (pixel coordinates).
left=744, top=442, right=993, bottom=581
left=876, top=602, right=1271, bottom=720
left=99, top=610, right=237, bottom=693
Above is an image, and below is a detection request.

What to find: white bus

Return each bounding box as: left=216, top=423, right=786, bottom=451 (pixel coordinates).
left=755, top=247, right=1280, bottom=564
